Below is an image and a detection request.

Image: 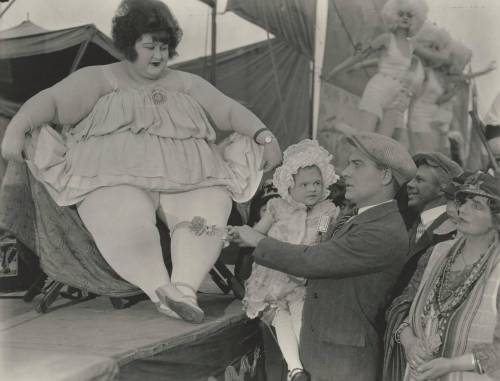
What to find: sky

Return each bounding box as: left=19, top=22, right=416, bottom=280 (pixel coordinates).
left=0, top=0, right=499, bottom=115
left=0, top=0, right=268, bottom=64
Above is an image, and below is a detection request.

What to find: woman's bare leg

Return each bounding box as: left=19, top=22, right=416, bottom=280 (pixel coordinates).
left=358, top=110, right=379, bottom=133
left=408, top=131, right=438, bottom=154
left=379, top=108, right=406, bottom=138
left=158, top=187, right=232, bottom=295
left=77, top=185, right=169, bottom=303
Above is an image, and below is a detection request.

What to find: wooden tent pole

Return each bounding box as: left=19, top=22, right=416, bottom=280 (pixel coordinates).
left=210, top=0, right=217, bottom=85
left=69, top=26, right=96, bottom=74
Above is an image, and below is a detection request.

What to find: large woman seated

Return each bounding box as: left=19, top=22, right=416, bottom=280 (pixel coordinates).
left=396, top=173, right=500, bottom=380
left=1, top=0, right=282, bottom=324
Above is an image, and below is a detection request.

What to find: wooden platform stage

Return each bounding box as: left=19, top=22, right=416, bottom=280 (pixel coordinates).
left=0, top=292, right=265, bottom=381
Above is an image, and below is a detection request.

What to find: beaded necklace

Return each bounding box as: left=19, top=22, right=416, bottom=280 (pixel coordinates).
left=421, top=238, right=494, bottom=354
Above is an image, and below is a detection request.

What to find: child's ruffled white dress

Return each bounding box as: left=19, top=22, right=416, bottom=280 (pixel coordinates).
left=243, top=197, right=338, bottom=323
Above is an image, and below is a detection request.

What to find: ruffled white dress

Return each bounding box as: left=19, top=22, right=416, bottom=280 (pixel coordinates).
left=26, top=67, right=263, bottom=206
left=243, top=197, right=338, bottom=323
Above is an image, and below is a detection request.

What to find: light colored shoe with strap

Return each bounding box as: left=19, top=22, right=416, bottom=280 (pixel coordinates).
left=154, top=301, right=181, bottom=320
left=155, top=282, right=204, bottom=324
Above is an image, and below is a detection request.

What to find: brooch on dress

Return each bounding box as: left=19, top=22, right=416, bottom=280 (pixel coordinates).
left=317, top=215, right=330, bottom=234
left=151, top=87, right=167, bottom=105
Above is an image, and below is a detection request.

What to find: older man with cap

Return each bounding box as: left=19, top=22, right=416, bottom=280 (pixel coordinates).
left=230, top=132, right=416, bottom=381
left=383, top=152, right=463, bottom=381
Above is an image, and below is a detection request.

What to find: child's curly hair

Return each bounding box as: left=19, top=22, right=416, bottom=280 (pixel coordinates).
left=112, top=0, right=183, bottom=61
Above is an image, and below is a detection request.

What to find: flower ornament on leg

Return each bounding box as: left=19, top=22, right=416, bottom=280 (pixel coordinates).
left=156, top=216, right=232, bottom=323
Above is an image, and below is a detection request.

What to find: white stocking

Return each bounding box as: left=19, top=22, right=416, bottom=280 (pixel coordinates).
left=158, top=187, right=232, bottom=294
left=289, top=299, right=304, bottom=343
left=272, top=308, right=303, bottom=372
left=77, top=185, right=169, bottom=303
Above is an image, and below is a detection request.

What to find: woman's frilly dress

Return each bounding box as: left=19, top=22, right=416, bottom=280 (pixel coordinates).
left=25, top=78, right=264, bottom=206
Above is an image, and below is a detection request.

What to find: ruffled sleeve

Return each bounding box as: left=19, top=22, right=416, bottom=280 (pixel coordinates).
left=265, top=197, right=282, bottom=223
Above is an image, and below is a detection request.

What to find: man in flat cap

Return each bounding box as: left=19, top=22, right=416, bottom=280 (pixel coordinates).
left=230, top=132, right=416, bottom=381
left=382, top=152, right=463, bottom=381
left=393, top=152, right=463, bottom=295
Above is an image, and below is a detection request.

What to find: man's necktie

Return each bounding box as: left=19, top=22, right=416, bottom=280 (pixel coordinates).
left=331, top=207, right=358, bottom=238
left=415, top=220, right=426, bottom=242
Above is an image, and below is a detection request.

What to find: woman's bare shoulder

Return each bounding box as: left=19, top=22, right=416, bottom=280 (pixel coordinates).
left=164, top=69, right=207, bottom=91
left=155, top=69, right=195, bottom=92
left=53, top=64, right=112, bottom=93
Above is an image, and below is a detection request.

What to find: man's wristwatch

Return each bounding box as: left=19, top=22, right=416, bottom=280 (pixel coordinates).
left=262, top=135, right=274, bottom=144
left=253, top=128, right=274, bottom=145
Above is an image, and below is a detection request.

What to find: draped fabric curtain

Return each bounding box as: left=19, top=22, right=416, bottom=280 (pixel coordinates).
left=227, top=0, right=315, bottom=59
left=174, top=38, right=311, bottom=149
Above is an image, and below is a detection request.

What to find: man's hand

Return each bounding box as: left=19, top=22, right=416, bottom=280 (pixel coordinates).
left=227, top=225, right=266, bottom=248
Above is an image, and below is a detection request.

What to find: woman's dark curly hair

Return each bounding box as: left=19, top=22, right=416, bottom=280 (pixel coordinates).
left=112, top=0, right=183, bottom=61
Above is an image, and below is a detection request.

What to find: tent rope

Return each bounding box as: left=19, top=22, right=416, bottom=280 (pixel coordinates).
left=0, top=0, right=18, bottom=20
left=330, top=0, right=371, bottom=79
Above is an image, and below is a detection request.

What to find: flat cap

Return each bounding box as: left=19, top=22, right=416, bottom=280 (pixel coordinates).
left=413, top=152, right=463, bottom=180
left=345, top=132, right=416, bottom=185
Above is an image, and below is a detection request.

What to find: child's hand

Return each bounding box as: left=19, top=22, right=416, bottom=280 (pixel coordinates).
left=226, top=226, right=240, bottom=243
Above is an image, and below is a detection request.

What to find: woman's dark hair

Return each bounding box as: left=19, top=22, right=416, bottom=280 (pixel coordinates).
left=112, top=0, right=182, bottom=61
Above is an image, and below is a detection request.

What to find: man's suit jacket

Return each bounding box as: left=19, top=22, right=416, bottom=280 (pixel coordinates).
left=390, top=212, right=455, bottom=299
left=253, top=201, right=409, bottom=381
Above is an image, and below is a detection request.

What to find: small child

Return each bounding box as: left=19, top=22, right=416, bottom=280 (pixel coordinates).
left=243, top=139, right=339, bottom=381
